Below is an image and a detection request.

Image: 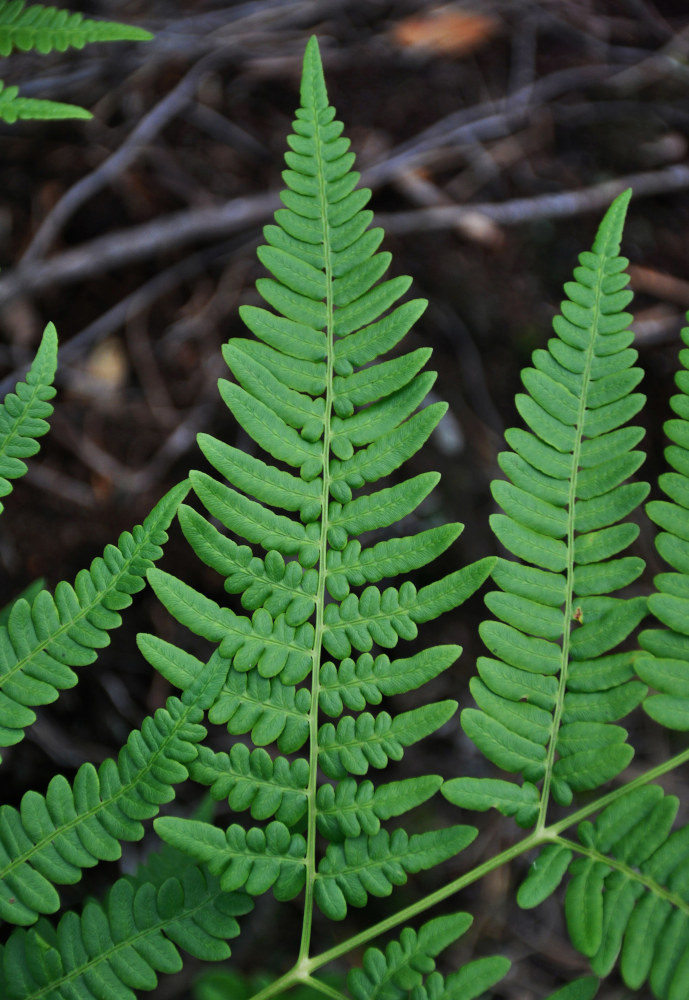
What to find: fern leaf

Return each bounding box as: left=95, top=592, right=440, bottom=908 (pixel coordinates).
left=189, top=743, right=309, bottom=825
left=316, top=775, right=443, bottom=841
left=454, top=190, right=650, bottom=817
left=0, top=863, right=251, bottom=999
left=0, top=79, right=92, bottom=121
left=0, top=322, right=56, bottom=512
left=154, top=817, right=306, bottom=900
left=518, top=784, right=689, bottom=997
left=143, top=33, right=493, bottom=938
left=443, top=777, right=540, bottom=828
left=0, top=681, right=217, bottom=926
left=317, top=701, right=456, bottom=779
left=637, top=323, right=689, bottom=728
left=0, top=481, right=188, bottom=756
left=318, top=646, right=460, bottom=716
left=0, top=1, right=152, bottom=56
left=347, top=911, right=509, bottom=1000
left=315, top=826, right=477, bottom=920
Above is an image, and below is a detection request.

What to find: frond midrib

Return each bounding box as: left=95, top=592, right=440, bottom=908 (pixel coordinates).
left=538, top=253, right=609, bottom=827
left=301, top=69, right=336, bottom=962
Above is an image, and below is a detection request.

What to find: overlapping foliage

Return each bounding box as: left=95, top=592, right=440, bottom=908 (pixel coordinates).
left=0, top=2, right=151, bottom=121
left=3, top=30, right=689, bottom=1000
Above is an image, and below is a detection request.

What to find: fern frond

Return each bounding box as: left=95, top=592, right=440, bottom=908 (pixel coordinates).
left=189, top=743, right=309, bottom=825
left=0, top=1, right=152, bottom=56
left=637, top=323, right=689, bottom=729
left=154, top=817, right=307, bottom=900
left=449, top=190, right=650, bottom=819
left=316, top=775, right=443, bottom=841
left=0, top=322, right=56, bottom=512
left=0, top=863, right=251, bottom=999
left=0, top=79, right=92, bottom=121
left=315, top=825, right=477, bottom=921
left=347, top=911, right=509, bottom=1000
left=150, top=35, right=492, bottom=928
left=0, top=481, right=188, bottom=757
left=318, top=646, right=460, bottom=717
left=317, top=701, right=457, bottom=779
left=0, top=690, right=213, bottom=926
left=519, top=784, right=689, bottom=999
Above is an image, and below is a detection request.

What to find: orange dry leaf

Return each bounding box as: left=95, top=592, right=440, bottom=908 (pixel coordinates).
left=392, top=5, right=500, bottom=57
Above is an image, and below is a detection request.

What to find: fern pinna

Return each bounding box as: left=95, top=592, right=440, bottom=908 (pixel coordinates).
left=141, top=32, right=495, bottom=979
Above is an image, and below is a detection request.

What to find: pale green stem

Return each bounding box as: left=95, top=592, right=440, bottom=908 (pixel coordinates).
left=299, top=95, right=335, bottom=964
left=249, top=744, right=689, bottom=1000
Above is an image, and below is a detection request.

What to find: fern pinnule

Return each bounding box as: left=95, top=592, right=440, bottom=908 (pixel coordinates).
left=446, top=189, right=650, bottom=822
left=0, top=480, right=189, bottom=758
left=637, top=322, right=689, bottom=729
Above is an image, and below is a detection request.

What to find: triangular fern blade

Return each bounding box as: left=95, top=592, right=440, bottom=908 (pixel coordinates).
left=465, top=191, right=650, bottom=814
left=0, top=323, right=57, bottom=514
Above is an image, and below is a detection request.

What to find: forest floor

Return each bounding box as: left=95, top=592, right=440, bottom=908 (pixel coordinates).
left=3, top=2, right=689, bottom=998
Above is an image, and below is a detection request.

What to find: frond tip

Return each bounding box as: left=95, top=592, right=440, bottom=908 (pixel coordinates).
left=0, top=322, right=57, bottom=512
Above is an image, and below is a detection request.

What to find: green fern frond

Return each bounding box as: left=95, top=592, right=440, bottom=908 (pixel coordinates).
left=0, top=79, right=92, bottom=121
left=315, top=826, right=477, bottom=921
left=316, top=775, right=443, bottom=841
left=150, top=34, right=492, bottom=923
left=154, top=817, right=307, bottom=900
left=318, top=701, right=457, bottom=780
left=449, top=189, right=650, bottom=818
left=0, top=681, right=218, bottom=926
left=0, top=480, right=189, bottom=757
left=637, top=322, right=689, bottom=728
left=189, top=743, right=310, bottom=826
left=0, top=323, right=56, bottom=512
left=0, top=1, right=152, bottom=56
left=519, top=784, right=689, bottom=999
left=347, top=911, right=509, bottom=1000
left=0, top=863, right=252, bottom=999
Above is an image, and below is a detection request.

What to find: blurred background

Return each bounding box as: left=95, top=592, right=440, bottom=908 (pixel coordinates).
left=3, top=1, right=689, bottom=997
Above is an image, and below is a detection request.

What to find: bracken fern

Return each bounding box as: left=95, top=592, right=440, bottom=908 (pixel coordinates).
left=5, top=32, right=689, bottom=1000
